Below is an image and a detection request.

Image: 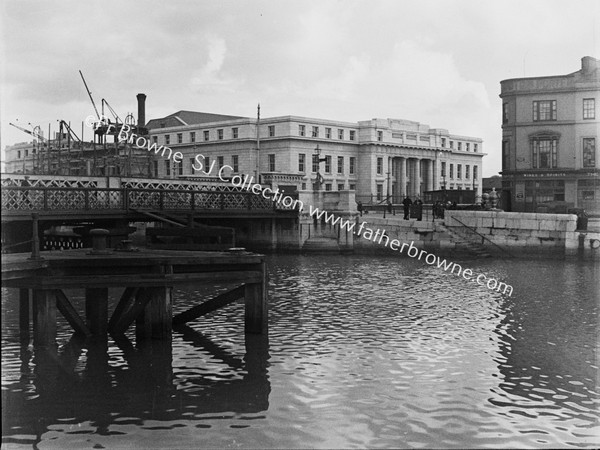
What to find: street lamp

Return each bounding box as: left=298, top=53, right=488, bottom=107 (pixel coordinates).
left=313, top=145, right=327, bottom=191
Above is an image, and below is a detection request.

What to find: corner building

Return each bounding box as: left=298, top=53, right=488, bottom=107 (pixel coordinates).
left=500, top=56, right=600, bottom=214
left=146, top=112, right=484, bottom=203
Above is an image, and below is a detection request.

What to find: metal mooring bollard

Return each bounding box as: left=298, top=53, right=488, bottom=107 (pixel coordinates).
left=88, top=228, right=111, bottom=255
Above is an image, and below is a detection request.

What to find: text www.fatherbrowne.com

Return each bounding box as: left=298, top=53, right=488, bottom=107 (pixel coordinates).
left=95, top=120, right=514, bottom=297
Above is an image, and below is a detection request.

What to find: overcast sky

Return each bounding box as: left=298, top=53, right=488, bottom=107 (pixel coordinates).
left=1, top=0, right=598, bottom=176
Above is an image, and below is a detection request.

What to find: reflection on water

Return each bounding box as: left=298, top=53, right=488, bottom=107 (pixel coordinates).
left=1, top=254, right=599, bottom=448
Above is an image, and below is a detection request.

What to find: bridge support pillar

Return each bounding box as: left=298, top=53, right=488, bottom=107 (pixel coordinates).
left=33, top=289, right=56, bottom=347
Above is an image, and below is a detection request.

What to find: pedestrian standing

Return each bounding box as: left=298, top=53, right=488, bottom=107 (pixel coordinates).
left=402, top=196, right=412, bottom=220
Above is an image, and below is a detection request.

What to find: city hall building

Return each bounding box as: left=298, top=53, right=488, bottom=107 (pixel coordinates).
left=500, top=56, right=600, bottom=214
left=144, top=111, right=484, bottom=203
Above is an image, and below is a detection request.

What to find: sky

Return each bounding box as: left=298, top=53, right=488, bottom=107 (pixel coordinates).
left=1, top=0, right=598, bottom=177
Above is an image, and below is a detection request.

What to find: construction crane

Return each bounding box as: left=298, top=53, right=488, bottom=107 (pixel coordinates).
left=9, top=122, right=48, bottom=173
left=9, top=122, right=47, bottom=142
left=79, top=70, right=100, bottom=120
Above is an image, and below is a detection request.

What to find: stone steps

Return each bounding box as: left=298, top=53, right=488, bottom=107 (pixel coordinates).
left=439, top=225, right=493, bottom=258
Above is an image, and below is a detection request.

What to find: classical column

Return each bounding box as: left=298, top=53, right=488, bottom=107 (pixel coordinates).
left=427, top=159, right=434, bottom=192
left=400, top=158, right=407, bottom=197
left=432, top=159, right=439, bottom=191
left=412, top=158, right=421, bottom=198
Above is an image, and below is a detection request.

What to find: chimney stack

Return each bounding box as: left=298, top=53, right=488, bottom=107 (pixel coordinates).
left=136, top=93, right=146, bottom=127
left=581, top=56, right=599, bottom=74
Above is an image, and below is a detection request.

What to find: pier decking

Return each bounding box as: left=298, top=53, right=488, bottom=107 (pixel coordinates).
left=2, top=248, right=268, bottom=347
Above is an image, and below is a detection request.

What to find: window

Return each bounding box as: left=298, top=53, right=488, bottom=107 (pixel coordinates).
left=268, top=125, right=275, bottom=137
left=441, top=138, right=446, bottom=148
left=583, top=99, right=595, bottom=119
left=25, top=149, right=28, bottom=157
left=449, top=141, right=454, bottom=149
left=324, top=155, right=331, bottom=173
left=204, top=156, right=209, bottom=169
left=502, top=103, right=508, bottom=124
left=298, top=153, right=306, bottom=172
left=338, top=129, right=344, bottom=140
left=165, top=160, right=171, bottom=176
left=457, top=164, right=462, bottom=179
left=349, top=157, right=355, bottom=174
left=153, top=136, right=158, bottom=144
left=177, top=161, right=183, bottom=176
left=376, top=157, right=383, bottom=175
left=299, top=125, right=306, bottom=136
left=17, top=150, right=21, bottom=159
left=312, top=126, right=319, bottom=138
left=466, top=165, right=470, bottom=179
left=312, top=154, right=319, bottom=172
left=325, top=127, right=332, bottom=139
left=217, top=156, right=224, bottom=169
left=531, top=136, right=558, bottom=169
left=458, top=142, right=462, bottom=151
left=217, top=129, right=223, bottom=140
left=190, top=132, right=195, bottom=142
left=349, top=184, right=356, bottom=190
left=466, top=143, right=470, bottom=152
left=165, top=135, right=170, bottom=145
left=502, top=140, right=510, bottom=171
left=153, top=160, right=159, bottom=177
left=441, top=162, right=446, bottom=177
left=268, top=154, right=276, bottom=172
left=232, top=155, right=239, bottom=172
left=474, top=143, right=478, bottom=152
left=325, top=183, right=332, bottom=191
left=449, top=164, right=454, bottom=179
left=177, top=133, right=183, bottom=144
left=204, top=130, right=209, bottom=141
left=302, top=183, right=306, bottom=190
left=337, top=156, right=344, bottom=174
left=533, top=100, right=557, bottom=121
left=376, top=184, right=383, bottom=201
left=349, top=130, right=356, bottom=141
left=232, top=127, right=239, bottom=139
left=338, top=183, right=345, bottom=191
left=377, top=131, right=383, bottom=141
left=583, top=138, right=596, bottom=168
left=190, top=158, right=195, bottom=173
left=473, top=166, right=478, bottom=180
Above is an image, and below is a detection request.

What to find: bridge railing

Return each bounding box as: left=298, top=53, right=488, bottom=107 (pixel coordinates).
left=2, top=186, right=299, bottom=213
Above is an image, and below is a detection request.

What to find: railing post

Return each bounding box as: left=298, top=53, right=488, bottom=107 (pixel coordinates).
left=190, top=191, right=195, bottom=211
left=123, top=187, right=129, bottom=211
left=247, top=193, right=252, bottom=210
left=84, top=189, right=89, bottom=210
left=159, top=190, right=164, bottom=210
left=220, top=193, right=225, bottom=210
left=43, top=189, right=48, bottom=210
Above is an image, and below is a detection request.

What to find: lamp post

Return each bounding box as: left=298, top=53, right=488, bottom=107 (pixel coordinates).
left=313, top=145, right=327, bottom=191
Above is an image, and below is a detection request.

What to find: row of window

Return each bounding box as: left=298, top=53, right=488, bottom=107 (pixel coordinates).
left=440, top=138, right=478, bottom=152
left=502, top=98, right=596, bottom=123
left=298, top=125, right=357, bottom=141
left=440, top=162, right=479, bottom=180
left=501, top=137, right=596, bottom=170
left=299, top=154, right=357, bottom=175
left=158, top=128, right=240, bottom=145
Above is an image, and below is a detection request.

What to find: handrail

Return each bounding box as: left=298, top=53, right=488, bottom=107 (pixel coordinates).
left=446, top=214, right=515, bottom=258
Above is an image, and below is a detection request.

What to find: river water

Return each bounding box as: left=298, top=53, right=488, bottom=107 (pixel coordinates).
left=1, top=254, right=599, bottom=448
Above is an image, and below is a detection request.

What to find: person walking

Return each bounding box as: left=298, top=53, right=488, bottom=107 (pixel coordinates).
left=402, top=196, right=412, bottom=220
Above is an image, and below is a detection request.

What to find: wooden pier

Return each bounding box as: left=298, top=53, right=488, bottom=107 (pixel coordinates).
left=1, top=245, right=268, bottom=348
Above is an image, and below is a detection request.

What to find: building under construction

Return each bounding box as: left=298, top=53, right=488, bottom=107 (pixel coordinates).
left=4, top=72, right=153, bottom=177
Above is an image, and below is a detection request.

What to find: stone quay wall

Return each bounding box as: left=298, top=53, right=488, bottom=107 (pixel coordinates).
left=445, top=210, right=600, bottom=259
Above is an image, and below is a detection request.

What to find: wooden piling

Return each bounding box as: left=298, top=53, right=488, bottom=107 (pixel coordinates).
left=32, top=290, right=56, bottom=347
left=136, top=287, right=172, bottom=341
left=19, top=288, right=30, bottom=340
left=85, top=288, right=108, bottom=340
left=244, top=262, right=268, bottom=334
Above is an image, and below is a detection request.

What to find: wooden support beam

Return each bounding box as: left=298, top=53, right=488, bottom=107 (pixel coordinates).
left=172, top=285, right=245, bottom=327
left=19, top=288, right=30, bottom=341
left=176, top=324, right=244, bottom=369
left=55, top=289, right=91, bottom=338
left=244, top=261, right=268, bottom=334
left=33, top=289, right=57, bottom=347
left=85, top=288, right=108, bottom=341
left=110, top=289, right=152, bottom=336
left=107, top=287, right=139, bottom=333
